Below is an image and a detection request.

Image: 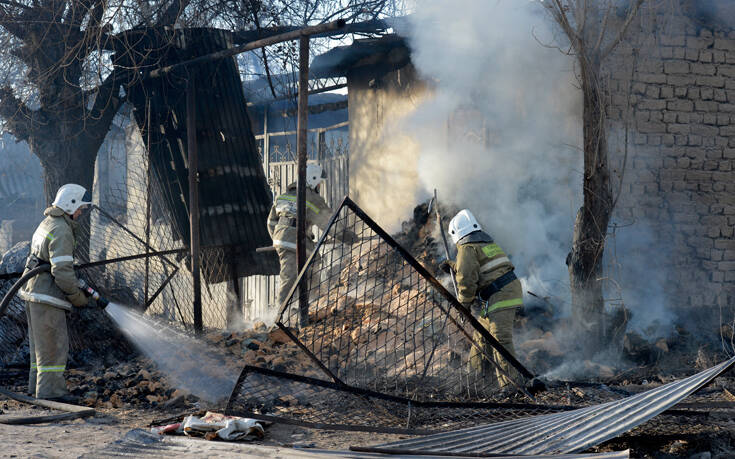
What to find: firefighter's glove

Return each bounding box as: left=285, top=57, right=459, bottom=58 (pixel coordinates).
left=67, top=290, right=90, bottom=307
left=438, top=260, right=453, bottom=275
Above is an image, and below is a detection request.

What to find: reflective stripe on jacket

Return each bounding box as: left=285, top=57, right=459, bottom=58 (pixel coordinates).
left=267, top=183, right=331, bottom=252
left=19, top=206, right=83, bottom=310
left=450, top=241, right=521, bottom=311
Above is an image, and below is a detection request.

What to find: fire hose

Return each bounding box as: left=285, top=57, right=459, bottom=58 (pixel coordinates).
left=0, top=265, right=108, bottom=320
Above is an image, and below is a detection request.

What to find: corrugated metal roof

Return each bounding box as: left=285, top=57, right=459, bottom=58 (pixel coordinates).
left=360, top=356, right=735, bottom=456
left=114, top=27, right=279, bottom=281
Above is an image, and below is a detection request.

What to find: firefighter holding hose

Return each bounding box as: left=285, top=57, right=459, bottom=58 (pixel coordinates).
left=440, top=209, right=523, bottom=390
left=18, top=184, right=93, bottom=402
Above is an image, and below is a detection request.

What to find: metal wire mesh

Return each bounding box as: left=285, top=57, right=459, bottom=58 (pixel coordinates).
left=0, top=274, right=27, bottom=366
left=219, top=197, right=575, bottom=432
left=274, top=197, right=530, bottom=402
left=225, top=365, right=568, bottom=434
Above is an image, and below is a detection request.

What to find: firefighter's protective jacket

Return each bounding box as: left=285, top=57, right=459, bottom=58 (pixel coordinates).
left=448, top=232, right=522, bottom=312
left=267, top=183, right=332, bottom=252
left=19, top=206, right=87, bottom=310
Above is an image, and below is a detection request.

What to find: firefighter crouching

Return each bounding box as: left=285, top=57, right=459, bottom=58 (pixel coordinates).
left=18, top=184, right=93, bottom=402
left=440, top=209, right=523, bottom=389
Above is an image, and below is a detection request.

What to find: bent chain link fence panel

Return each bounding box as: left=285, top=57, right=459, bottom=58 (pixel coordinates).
left=276, top=197, right=529, bottom=401
left=227, top=197, right=559, bottom=432
left=225, top=363, right=570, bottom=433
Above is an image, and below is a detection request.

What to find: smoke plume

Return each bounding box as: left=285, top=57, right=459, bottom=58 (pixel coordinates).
left=403, top=0, right=582, bottom=302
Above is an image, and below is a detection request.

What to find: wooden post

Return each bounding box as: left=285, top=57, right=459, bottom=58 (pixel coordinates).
left=187, top=73, right=203, bottom=334
left=296, top=34, right=310, bottom=327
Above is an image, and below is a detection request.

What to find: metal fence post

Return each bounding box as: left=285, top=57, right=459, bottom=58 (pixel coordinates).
left=296, top=34, right=310, bottom=327
left=187, top=72, right=203, bottom=334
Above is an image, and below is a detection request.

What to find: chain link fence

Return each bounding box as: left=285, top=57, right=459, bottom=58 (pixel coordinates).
left=225, top=197, right=558, bottom=432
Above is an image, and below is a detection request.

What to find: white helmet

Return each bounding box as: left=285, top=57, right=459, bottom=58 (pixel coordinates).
left=306, top=163, right=326, bottom=189
left=448, top=209, right=481, bottom=244
left=52, top=184, right=92, bottom=215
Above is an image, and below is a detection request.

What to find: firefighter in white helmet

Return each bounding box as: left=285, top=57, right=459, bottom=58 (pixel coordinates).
left=266, top=164, right=333, bottom=309
left=440, top=209, right=523, bottom=389
left=19, top=184, right=92, bottom=401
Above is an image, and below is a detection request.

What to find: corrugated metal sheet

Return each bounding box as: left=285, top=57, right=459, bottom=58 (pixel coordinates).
left=113, top=27, right=278, bottom=281
left=361, top=356, right=735, bottom=456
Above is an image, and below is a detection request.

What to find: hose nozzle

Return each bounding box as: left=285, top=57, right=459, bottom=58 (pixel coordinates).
left=78, top=279, right=109, bottom=310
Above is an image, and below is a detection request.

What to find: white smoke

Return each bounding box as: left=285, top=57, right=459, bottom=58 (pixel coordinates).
left=402, top=0, right=582, bottom=302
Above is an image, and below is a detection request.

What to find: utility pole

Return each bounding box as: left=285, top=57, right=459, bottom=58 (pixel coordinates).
left=296, top=34, right=310, bottom=327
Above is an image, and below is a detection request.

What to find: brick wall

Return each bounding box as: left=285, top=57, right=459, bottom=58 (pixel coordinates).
left=605, top=11, right=735, bottom=323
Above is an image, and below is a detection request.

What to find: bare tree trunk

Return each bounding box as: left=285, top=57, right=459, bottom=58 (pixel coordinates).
left=567, top=55, right=613, bottom=355
left=36, top=141, right=97, bottom=206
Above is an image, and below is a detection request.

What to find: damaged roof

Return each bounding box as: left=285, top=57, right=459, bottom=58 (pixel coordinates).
left=114, top=27, right=278, bottom=281
left=358, top=356, right=735, bottom=456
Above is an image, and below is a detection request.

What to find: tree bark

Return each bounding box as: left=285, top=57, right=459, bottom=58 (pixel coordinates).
left=567, top=53, right=613, bottom=354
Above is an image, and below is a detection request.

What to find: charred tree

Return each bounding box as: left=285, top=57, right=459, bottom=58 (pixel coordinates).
left=545, top=0, right=644, bottom=353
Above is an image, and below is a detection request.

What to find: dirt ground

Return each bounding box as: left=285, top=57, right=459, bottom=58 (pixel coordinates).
left=4, top=383, right=735, bottom=458
left=0, top=396, right=407, bottom=458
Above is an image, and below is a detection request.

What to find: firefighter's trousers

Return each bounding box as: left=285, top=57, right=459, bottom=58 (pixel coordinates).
left=276, top=248, right=299, bottom=309
left=468, top=306, right=520, bottom=389
left=25, top=301, right=69, bottom=399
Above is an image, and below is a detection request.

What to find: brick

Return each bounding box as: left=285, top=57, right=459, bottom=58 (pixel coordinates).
left=668, top=100, right=694, bottom=111
left=704, top=113, right=718, bottom=125
left=713, top=50, right=727, bottom=63
left=668, top=123, right=691, bottom=134
left=719, top=64, right=735, bottom=78
left=661, top=85, right=674, bottom=98
left=688, top=87, right=701, bottom=99
left=693, top=63, right=717, bottom=75
left=720, top=104, right=735, bottom=112
left=696, top=100, right=720, bottom=111
left=650, top=111, right=664, bottom=122
left=662, top=134, right=675, bottom=146
left=663, top=111, right=677, bottom=123
left=665, top=61, right=690, bottom=74
left=637, top=72, right=668, bottom=84
left=715, top=240, right=735, bottom=250
left=717, top=114, right=731, bottom=125
left=631, top=82, right=646, bottom=94
left=688, top=35, right=715, bottom=49
left=722, top=126, right=735, bottom=136
left=701, top=87, right=714, bottom=100
left=729, top=89, right=735, bottom=101
left=669, top=75, right=696, bottom=86
left=700, top=50, right=714, bottom=63
left=697, top=75, right=727, bottom=87
left=638, top=99, right=667, bottom=110
left=715, top=89, right=728, bottom=102
left=686, top=48, right=700, bottom=61
left=692, top=124, right=720, bottom=136
left=714, top=38, right=735, bottom=51
left=675, top=86, right=688, bottom=98
left=673, top=47, right=686, bottom=59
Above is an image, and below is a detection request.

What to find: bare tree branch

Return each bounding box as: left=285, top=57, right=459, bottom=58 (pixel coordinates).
left=601, top=0, right=644, bottom=60
left=0, top=86, right=46, bottom=141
